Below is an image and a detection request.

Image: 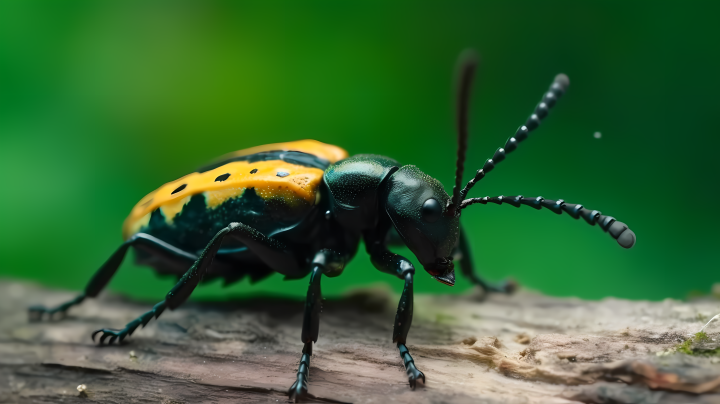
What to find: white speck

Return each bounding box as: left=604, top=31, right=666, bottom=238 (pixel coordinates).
left=77, top=384, right=87, bottom=392
left=203, top=361, right=205, bottom=363
left=593, top=132, right=602, bottom=139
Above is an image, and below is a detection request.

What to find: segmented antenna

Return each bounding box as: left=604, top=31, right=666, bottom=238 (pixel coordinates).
left=459, top=195, right=636, bottom=248
left=449, top=49, right=478, bottom=216
left=458, top=74, right=570, bottom=203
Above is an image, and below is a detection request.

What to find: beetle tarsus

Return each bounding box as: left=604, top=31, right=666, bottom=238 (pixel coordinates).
left=288, top=351, right=311, bottom=402
left=398, top=343, right=425, bottom=390
left=28, top=293, right=86, bottom=322
left=92, top=300, right=166, bottom=344
left=480, top=278, right=517, bottom=294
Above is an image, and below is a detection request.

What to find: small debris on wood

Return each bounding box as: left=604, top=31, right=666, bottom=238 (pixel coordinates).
left=514, top=332, right=531, bottom=344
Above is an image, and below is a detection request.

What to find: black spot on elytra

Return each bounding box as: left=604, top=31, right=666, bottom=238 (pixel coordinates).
left=198, top=150, right=330, bottom=173
left=276, top=171, right=289, bottom=177
left=215, top=173, right=231, bottom=182
left=171, top=184, right=187, bottom=194
left=250, top=168, right=258, bottom=174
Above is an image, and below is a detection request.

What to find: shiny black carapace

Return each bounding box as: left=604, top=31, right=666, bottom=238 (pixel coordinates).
left=29, top=50, right=635, bottom=401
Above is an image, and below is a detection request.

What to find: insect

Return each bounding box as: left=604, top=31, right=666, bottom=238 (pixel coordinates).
left=29, top=50, right=635, bottom=401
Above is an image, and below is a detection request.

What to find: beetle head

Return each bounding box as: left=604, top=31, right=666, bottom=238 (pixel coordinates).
left=385, top=165, right=459, bottom=286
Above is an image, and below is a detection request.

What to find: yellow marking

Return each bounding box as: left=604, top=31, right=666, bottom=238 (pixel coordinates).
left=160, top=195, right=191, bottom=224
left=122, top=212, right=151, bottom=240
left=205, top=139, right=348, bottom=167
left=122, top=160, right=325, bottom=239
left=204, top=187, right=245, bottom=209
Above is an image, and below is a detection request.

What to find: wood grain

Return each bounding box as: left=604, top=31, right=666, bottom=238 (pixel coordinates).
left=1, top=281, right=719, bottom=404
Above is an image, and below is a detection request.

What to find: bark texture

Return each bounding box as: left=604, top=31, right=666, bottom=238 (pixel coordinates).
left=1, top=280, right=720, bottom=404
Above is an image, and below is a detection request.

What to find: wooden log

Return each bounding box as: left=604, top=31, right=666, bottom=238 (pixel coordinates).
left=1, top=280, right=719, bottom=404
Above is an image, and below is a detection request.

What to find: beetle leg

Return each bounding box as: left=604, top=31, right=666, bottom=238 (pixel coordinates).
left=28, top=233, right=197, bottom=322
left=92, top=301, right=166, bottom=344
left=394, top=271, right=425, bottom=390
left=288, top=249, right=346, bottom=402
left=364, top=222, right=426, bottom=389
left=288, top=344, right=312, bottom=402
left=364, top=229, right=426, bottom=390
left=454, top=227, right=516, bottom=295
left=164, top=222, right=299, bottom=309
left=93, top=222, right=299, bottom=345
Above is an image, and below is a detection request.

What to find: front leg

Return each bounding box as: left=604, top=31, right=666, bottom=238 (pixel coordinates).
left=365, top=231, right=425, bottom=389
left=395, top=272, right=425, bottom=389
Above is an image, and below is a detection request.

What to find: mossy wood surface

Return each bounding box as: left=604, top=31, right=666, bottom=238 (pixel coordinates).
left=2, top=281, right=720, bottom=404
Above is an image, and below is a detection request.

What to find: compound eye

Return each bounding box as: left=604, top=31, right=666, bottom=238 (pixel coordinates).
left=421, top=198, right=442, bottom=223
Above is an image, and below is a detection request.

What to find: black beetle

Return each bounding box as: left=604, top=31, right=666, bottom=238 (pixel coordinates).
left=29, top=49, right=635, bottom=401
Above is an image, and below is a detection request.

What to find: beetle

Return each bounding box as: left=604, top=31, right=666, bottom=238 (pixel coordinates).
left=29, top=50, right=635, bottom=401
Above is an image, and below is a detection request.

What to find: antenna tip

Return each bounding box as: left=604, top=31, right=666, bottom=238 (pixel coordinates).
left=456, top=49, right=479, bottom=73
left=459, top=48, right=479, bottom=63
left=617, top=228, right=636, bottom=249
left=554, top=73, right=570, bottom=90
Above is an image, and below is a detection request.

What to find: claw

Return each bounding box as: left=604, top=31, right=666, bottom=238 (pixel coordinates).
left=406, top=363, right=425, bottom=390
left=289, top=384, right=307, bottom=403
left=503, top=279, right=518, bottom=294
left=100, top=332, right=112, bottom=344
left=288, top=375, right=309, bottom=402
left=408, top=371, right=425, bottom=390
left=92, top=329, right=123, bottom=345
left=288, top=383, right=307, bottom=402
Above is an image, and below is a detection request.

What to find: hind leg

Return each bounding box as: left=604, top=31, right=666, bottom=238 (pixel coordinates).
left=28, top=233, right=197, bottom=321
left=93, top=222, right=301, bottom=344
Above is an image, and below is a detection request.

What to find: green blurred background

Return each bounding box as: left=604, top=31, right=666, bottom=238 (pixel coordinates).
left=1, top=1, right=718, bottom=302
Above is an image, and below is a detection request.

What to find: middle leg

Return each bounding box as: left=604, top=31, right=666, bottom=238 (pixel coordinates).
left=288, top=249, right=346, bottom=402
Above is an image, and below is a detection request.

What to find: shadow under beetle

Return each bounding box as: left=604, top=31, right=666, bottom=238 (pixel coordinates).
left=29, top=50, right=636, bottom=401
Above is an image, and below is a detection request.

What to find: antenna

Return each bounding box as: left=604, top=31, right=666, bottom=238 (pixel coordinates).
left=449, top=49, right=478, bottom=216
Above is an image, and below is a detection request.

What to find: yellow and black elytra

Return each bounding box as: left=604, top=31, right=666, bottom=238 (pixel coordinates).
left=30, top=50, right=636, bottom=401
left=120, top=140, right=349, bottom=281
